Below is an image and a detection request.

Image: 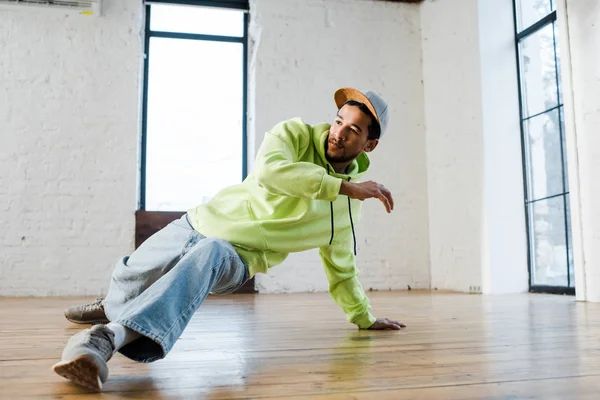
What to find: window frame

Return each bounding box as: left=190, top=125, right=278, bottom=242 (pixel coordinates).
left=138, top=0, right=249, bottom=211
left=512, top=1, right=574, bottom=295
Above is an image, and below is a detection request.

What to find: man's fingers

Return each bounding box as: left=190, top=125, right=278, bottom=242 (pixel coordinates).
left=382, top=322, right=401, bottom=330
left=375, top=185, right=394, bottom=212
left=384, top=189, right=394, bottom=211
left=353, top=182, right=393, bottom=212
left=377, top=191, right=392, bottom=213
left=378, top=186, right=394, bottom=211
left=370, top=318, right=406, bottom=330
left=386, top=319, right=406, bottom=330
left=379, top=194, right=391, bottom=213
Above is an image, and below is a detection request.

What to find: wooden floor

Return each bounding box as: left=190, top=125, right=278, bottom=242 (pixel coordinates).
left=1, top=291, right=600, bottom=399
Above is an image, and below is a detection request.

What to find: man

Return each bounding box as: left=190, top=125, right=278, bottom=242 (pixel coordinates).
left=53, top=87, right=405, bottom=391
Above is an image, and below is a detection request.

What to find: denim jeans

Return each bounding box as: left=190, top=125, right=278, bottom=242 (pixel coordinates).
left=103, top=214, right=249, bottom=363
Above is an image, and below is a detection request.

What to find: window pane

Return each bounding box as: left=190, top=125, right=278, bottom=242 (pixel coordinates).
left=519, top=23, right=559, bottom=117
left=516, top=0, right=553, bottom=31
left=524, top=109, right=564, bottom=201
left=146, top=38, right=243, bottom=211
left=150, top=4, right=244, bottom=37
left=529, top=196, right=568, bottom=287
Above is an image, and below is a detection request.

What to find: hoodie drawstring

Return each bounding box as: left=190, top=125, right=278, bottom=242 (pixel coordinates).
left=347, top=177, right=357, bottom=256
left=329, top=201, right=335, bottom=246
left=327, top=165, right=335, bottom=245
left=326, top=166, right=357, bottom=255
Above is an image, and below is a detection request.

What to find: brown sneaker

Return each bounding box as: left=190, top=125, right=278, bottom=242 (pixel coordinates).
left=52, top=325, right=116, bottom=391
left=64, top=298, right=110, bottom=325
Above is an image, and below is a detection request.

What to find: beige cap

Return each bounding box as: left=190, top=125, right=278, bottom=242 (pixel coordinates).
left=334, top=87, right=389, bottom=137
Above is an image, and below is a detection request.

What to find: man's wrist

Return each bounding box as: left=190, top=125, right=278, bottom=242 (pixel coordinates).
left=354, top=312, right=377, bottom=329
left=340, top=180, right=354, bottom=197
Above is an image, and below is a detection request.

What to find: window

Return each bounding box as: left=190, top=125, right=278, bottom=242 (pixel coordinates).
left=140, top=1, right=249, bottom=211
left=513, top=0, right=573, bottom=293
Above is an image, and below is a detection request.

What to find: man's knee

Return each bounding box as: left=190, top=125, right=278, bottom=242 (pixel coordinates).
left=188, top=237, right=237, bottom=264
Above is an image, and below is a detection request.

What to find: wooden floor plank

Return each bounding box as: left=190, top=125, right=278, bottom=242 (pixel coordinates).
left=1, top=291, right=599, bottom=399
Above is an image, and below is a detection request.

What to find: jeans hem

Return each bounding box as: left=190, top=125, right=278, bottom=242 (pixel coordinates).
left=116, top=318, right=167, bottom=363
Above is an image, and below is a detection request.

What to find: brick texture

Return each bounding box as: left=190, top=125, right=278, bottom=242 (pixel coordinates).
left=0, top=1, right=142, bottom=296
left=1, top=0, right=431, bottom=296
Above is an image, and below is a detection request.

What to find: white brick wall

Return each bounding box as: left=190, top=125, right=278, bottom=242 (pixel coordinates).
left=0, top=1, right=142, bottom=296
left=1, top=0, right=430, bottom=296
left=250, top=0, right=430, bottom=293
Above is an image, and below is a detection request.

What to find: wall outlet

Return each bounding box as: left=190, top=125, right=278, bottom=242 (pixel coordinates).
left=468, top=285, right=481, bottom=293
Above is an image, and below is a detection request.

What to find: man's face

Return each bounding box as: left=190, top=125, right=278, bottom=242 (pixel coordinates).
left=326, top=104, right=378, bottom=164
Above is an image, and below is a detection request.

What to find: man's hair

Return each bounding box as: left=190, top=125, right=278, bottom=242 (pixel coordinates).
left=342, top=100, right=381, bottom=140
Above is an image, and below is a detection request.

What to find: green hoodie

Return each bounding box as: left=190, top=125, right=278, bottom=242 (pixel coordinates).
left=187, top=117, right=376, bottom=329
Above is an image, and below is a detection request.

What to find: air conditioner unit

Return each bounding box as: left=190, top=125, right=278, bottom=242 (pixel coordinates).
left=0, top=0, right=102, bottom=16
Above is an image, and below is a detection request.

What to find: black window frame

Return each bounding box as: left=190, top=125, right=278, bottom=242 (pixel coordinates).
left=512, top=1, right=574, bottom=295
left=139, top=0, right=250, bottom=211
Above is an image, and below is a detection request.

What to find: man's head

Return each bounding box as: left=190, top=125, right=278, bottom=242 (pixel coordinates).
left=326, top=88, right=388, bottom=166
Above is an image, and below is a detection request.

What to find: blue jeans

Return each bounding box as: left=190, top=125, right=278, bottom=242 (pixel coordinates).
left=103, top=214, right=249, bottom=363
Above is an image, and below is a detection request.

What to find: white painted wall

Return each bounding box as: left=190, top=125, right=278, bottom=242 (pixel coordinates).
left=558, top=0, right=600, bottom=301
left=421, top=0, right=528, bottom=294
left=250, top=0, right=430, bottom=293
left=0, top=1, right=142, bottom=296
left=478, top=0, right=529, bottom=294
left=421, top=0, right=485, bottom=292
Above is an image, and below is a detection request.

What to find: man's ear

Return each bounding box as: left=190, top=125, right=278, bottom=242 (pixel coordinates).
left=364, top=139, right=379, bottom=153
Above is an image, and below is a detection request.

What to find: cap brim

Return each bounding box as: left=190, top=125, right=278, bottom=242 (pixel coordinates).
left=334, top=88, right=380, bottom=125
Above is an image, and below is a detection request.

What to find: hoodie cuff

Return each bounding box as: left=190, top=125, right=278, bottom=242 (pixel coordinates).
left=318, top=174, right=343, bottom=201
left=353, top=312, right=377, bottom=329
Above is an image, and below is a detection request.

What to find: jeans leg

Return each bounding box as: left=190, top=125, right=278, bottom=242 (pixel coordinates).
left=104, top=215, right=203, bottom=322
left=114, top=237, right=249, bottom=363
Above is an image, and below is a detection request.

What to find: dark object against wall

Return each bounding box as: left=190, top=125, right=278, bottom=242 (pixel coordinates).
left=135, top=210, right=256, bottom=294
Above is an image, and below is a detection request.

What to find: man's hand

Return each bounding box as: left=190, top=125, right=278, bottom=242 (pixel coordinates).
left=340, top=181, right=394, bottom=213
left=367, top=318, right=406, bottom=330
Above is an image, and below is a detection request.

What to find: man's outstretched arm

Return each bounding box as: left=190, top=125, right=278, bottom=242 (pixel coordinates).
left=254, top=120, right=342, bottom=201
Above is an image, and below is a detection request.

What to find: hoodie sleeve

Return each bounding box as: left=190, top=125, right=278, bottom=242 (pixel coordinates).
left=319, top=243, right=377, bottom=329
left=254, top=119, right=342, bottom=201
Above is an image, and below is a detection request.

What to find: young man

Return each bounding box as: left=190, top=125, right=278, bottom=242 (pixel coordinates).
left=53, top=87, right=405, bottom=391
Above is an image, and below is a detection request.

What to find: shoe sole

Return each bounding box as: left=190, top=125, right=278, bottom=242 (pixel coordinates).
left=65, top=316, right=110, bottom=325
left=52, top=355, right=103, bottom=392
